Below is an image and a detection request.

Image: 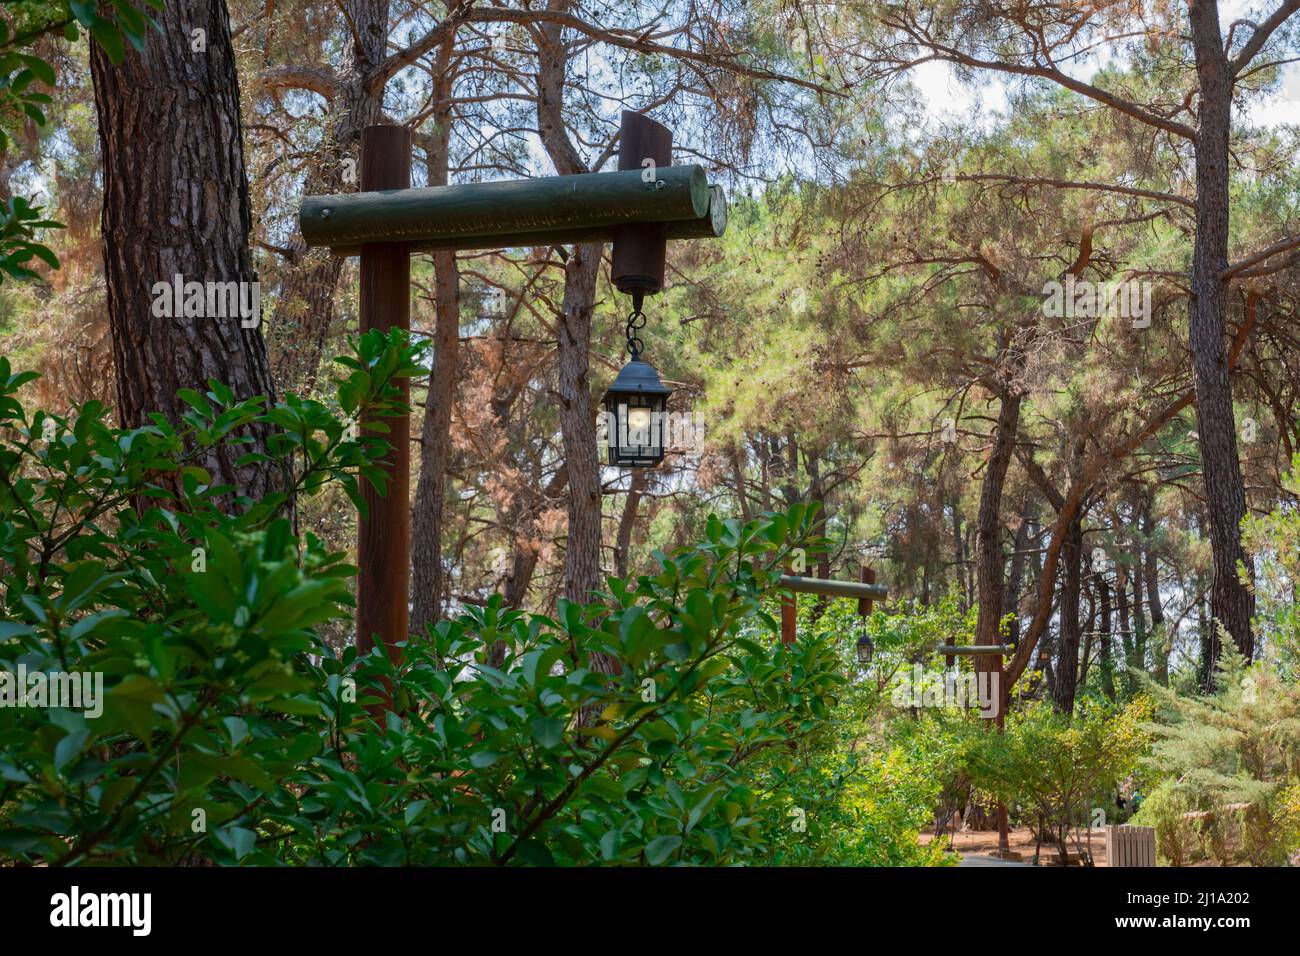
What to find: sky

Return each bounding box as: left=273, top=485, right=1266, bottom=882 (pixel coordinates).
left=909, top=0, right=1299, bottom=131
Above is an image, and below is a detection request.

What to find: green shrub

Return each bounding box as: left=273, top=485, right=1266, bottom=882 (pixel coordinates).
left=0, top=329, right=420, bottom=863
left=758, top=593, right=961, bottom=865
left=1131, top=782, right=1197, bottom=866
left=1, top=341, right=938, bottom=865
left=1137, top=647, right=1300, bottom=866
left=965, top=698, right=1151, bottom=865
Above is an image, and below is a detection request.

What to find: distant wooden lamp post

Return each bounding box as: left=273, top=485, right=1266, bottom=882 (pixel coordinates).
left=777, top=567, right=888, bottom=649
left=856, top=566, right=877, bottom=663
left=298, top=114, right=727, bottom=661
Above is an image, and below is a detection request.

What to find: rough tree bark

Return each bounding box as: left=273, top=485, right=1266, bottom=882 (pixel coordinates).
left=410, top=38, right=459, bottom=636
left=90, top=0, right=279, bottom=498
left=614, top=470, right=649, bottom=579
left=554, top=245, right=604, bottom=608
left=408, top=263, right=459, bottom=632
left=972, top=387, right=1020, bottom=855
left=1188, top=0, right=1255, bottom=670
left=1051, top=511, right=1084, bottom=715
left=534, top=5, right=605, bottom=617
left=264, top=0, right=390, bottom=394
left=973, top=391, right=1022, bottom=711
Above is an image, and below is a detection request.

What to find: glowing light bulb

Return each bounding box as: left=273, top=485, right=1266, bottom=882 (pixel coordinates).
left=626, top=407, right=652, bottom=440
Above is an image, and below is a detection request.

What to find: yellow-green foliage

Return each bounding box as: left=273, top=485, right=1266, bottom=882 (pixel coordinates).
left=788, top=737, right=956, bottom=867
left=1137, top=648, right=1300, bottom=865
left=966, top=698, right=1153, bottom=858
left=1133, top=782, right=1198, bottom=866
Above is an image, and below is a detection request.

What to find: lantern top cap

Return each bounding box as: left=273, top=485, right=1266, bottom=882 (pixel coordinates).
left=605, top=359, right=672, bottom=398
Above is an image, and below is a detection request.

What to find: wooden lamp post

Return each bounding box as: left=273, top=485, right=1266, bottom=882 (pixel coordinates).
left=776, top=569, right=889, bottom=645
left=298, top=115, right=728, bottom=660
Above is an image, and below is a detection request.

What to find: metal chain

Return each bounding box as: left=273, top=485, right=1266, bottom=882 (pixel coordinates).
left=625, top=307, right=646, bottom=360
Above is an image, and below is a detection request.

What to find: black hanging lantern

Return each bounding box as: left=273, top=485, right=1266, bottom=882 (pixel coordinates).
left=604, top=293, right=672, bottom=467
left=856, top=634, right=875, bottom=665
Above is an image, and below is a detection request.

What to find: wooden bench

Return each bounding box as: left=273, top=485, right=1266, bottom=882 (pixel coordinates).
left=1105, top=824, right=1156, bottom=866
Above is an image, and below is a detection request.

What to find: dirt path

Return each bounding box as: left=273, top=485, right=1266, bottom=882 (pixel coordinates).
left=920, top=826, right=1109, bottom=866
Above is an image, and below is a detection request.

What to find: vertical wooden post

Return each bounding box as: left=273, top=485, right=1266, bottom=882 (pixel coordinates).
left=611, top=111, right=672, bottom=298
left=781, top=564, right=796, bottom=644
left=356, top=125, right=412, bottom=663
left=857, top=566, right=876, bottom=615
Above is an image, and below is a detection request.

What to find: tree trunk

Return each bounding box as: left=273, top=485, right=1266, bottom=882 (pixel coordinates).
left=409, top=261, right=458, bottom=631
left=555, top=244, right=603, bottom=609
left=265, top=0, right=391, bottom=394
left=973, top=396, right=1021, bottom=627
left=535, top=5, right=605, bottom=623
left=614, top=470, right=648, bottom=579
left=90, top=0, right=279, bottom=499
left=1118, top=553, right=1136, bottom=694
left=951, top=498, right=967, bottom=607
left=1003, top=502, right=1034, bottom=645
left=410, top=38, right=459, bottom=636
left=0, top=148, right=12, bottom=202
left=807, top=453, right=831, bottom=619
left=1052, top=511, right=1084, bottom=715
left=1079, top=575, right=1096, bottom=690
left=1098, top=563, right=1114, bottom=700
left=1040, top=604, right=1059, bottom=694
left=1188, top=0, right=1254, bottom=669
left=731, top=447, right=753, bottom=522
left=974, top=391, right=1020, bottom=719
left=1025, top=515, right=1043, bottom=637
left=1142, top=498, right=1168, bottom=683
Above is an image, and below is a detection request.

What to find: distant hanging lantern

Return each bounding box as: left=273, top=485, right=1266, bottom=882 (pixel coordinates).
left=603, top=292, right=672, bottom=467
left=856, top=633, right=875, bottom=666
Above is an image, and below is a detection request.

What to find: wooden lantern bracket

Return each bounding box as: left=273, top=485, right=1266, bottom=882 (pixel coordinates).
left=296, top=115, right=728, bottom=661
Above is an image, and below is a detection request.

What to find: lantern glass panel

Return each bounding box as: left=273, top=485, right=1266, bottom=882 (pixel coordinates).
left=606, top=392, right=666, bottom=466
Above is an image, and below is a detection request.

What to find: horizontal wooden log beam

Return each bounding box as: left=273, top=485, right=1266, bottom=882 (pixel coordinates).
left=934, top=644, right=1014, bottom=656
left=777, top=574, right=889, bottom=600
left=300, top=165, right=713, bottom=252
left=325, top=185, right=727, bottom=257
